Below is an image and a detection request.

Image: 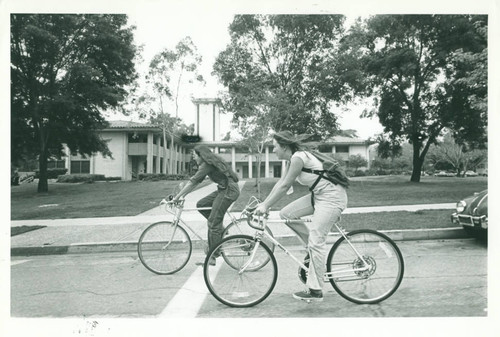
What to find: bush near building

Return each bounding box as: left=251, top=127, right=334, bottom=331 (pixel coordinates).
left=57, top=174, right=108, bottom=183
left=137, top=173, right=189, bottom=181
left=34, top=168, right=67, bottom=179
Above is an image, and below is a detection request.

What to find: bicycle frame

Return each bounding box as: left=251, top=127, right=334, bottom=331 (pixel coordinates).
left=161, top=196, right=261, bottom=244
left=239, top=214, right=372, bottom=280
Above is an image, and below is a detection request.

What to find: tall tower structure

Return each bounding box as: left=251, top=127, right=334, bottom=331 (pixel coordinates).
left=192, top=98, right=222, bottom=142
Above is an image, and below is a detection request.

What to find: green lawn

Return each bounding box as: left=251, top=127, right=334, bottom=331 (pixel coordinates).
left=11, top=175, right=487, bottom=220
left=231, top=175, right=488, bottom=211
left=341, top=209, right=456, bottom=231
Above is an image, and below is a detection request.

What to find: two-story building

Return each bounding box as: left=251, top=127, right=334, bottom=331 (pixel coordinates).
left=54, top=98, right=374, bottom=180
left=58, top=121, right=190, bottom=180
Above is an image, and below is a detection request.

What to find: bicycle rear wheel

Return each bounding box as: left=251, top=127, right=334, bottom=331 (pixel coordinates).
left=138, top=221, right=192, bottom=275
left=326, top=230, right=404, bottom=304
left=204, top=235, right=278, bottom=308
left=223, top=218, right=275, bottom=271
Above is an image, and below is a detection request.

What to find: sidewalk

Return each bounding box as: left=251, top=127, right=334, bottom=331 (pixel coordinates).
left=11, top=182, right=465, bottom=256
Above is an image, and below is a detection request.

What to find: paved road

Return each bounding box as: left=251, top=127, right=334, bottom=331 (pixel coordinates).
left=11, top=239, right=487, bottom=318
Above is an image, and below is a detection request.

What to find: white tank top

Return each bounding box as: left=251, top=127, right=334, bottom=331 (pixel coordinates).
left=291, top=151, right=330, bottom=190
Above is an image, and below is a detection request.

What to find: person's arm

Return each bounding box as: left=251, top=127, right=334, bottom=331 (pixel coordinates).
left=172, top=162, right=210, bottom=201
left=255, top=156, right=304, bottom=214
left=173, top=180, right=198, bottom=201
left=267, top=168, right=287, bottom=196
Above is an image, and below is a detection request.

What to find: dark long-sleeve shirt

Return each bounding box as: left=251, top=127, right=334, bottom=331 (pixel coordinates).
left=190, top=162, right=235, bottom=190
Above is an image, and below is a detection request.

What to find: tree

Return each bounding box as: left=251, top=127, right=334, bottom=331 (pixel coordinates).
left=142, top=37, right=204, bottom=173
left=213, top=15, right=348, bottom=140
left=343, top=15, right=487, bottom=182
left=11, top=14, right=137, bottom=192
left=428, top=132, right=487, bottom=176
left=233, top=111, right=275, bottom=197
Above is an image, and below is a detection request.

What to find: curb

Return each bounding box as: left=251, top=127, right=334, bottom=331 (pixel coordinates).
left=11, top=227, right=469, bottom=257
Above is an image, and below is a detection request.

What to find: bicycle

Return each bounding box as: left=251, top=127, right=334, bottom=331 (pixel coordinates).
left=203, top=209, right=405, bottom=307
left=137, top=194, right=275, bottom=275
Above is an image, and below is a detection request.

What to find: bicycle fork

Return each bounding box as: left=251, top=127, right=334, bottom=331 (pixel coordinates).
left=161, top=220, right=181, bottom=250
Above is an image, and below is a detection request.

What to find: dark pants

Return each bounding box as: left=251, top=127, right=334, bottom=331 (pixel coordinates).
left=197, top=182, right=240, bottom=252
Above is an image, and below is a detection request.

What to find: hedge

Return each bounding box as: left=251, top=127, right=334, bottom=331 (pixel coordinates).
left=34, top=168, right=67, bottom=179
left=138, top=173, right=189, bottom=181
left=57, top=174, right=106, bottom=183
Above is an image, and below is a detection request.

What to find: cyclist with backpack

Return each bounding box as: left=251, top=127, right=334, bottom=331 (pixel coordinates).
left=254, top=131, right=349, bottom=302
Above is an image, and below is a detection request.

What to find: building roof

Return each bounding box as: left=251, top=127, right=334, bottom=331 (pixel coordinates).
left=326, top=136, right=369, bottom=144
left=191, top=98, right=221, bottom=104
left=103, top=121, right=371, bottom=146
left=105, top=120, right=160, bottom=130
left=191, top=136, right=370, bottom=148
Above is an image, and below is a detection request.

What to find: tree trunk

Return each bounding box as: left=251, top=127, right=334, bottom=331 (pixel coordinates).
left=37, top=147, right=49, bottom=193
left=410, top=142, right=423, bottom=183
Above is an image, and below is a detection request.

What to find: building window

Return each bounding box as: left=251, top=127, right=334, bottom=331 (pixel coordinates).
left=336, top=145, right=349, bottom=153
left=71, top=160, right=90, bottom=174
left=128, top=132, right=148, bottom=143
left=318, top=145, right=332, bottom=153
left=47, top=160, right=65, bottom=169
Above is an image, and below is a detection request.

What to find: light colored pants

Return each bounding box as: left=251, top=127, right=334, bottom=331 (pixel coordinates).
left=280, top=183, right=347, bottom=290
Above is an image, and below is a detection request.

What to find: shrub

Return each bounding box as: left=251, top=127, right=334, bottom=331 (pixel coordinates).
left=345, top=169, right=355, bottom=177
left=105, top=176, right=122, bottom=181
left=353, top=170, right=366, bottom=177
left=34, top=168, right=67, bottom=179
left=138, top=173, right=189, bottom=181
left=375, top=169, right=389, bottom=176
left=57, top=174, right=106, bottom=183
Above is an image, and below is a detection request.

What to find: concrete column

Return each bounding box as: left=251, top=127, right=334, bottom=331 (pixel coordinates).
left=265, top=146, right=270, bottom=178
left=173, top=143, right=177, bottom=174
left=90, top=155, right=95, bottom=174
left=281, top=160, right=287, bottom=177
left=231, top=147, right=236, bottom=172
left=155, top=135, right=161, bottom=174
left=123, top=134, right=129, bottom=180
left=147, top=132, right=153, bottom=173
left=248, top=154, right=253, bottom=179
left=64, top=144, right=71, bottom=174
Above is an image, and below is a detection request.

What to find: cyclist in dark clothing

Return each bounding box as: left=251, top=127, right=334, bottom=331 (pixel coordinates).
left=172, top=145, right=240, bottom=265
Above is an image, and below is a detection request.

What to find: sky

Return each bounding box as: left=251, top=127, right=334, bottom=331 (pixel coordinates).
left=115, top=6, right=386, bottom=139
left=4, top=0, right=496, bottom=141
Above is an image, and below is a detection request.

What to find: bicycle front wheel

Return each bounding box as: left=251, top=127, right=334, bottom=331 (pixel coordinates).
left=223, top=218, right=275, bottom=271
left=204, top=235, right=278, bottom=308
left=326, top=230, right=404, bottom=304
left=138, top=221, right=192, bottom=275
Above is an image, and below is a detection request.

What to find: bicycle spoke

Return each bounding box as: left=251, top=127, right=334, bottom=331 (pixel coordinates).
left=138, top=222, right=192, bottom=275
left=204, top=235, right=278, bottom=307
left=327, top=230, right=404, bottom=304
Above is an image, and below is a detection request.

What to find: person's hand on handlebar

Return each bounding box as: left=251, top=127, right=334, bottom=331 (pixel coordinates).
left=254, top=203, right=269, bottom=216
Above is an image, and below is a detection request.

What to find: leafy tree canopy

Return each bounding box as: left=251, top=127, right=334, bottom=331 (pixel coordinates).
left=213, top=14, right=348, bottom=140
left=341, top=14, right=487, bottom=181
left=11, top=14, right=138, bottom=191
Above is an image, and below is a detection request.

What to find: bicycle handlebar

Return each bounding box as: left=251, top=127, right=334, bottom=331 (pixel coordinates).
left=160, top=195, right=185, bottom=209
left=245, top=211, right=268, bottom=230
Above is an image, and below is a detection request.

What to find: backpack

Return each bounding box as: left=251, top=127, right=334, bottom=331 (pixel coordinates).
left=301, top=150, right=350, bottom=191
